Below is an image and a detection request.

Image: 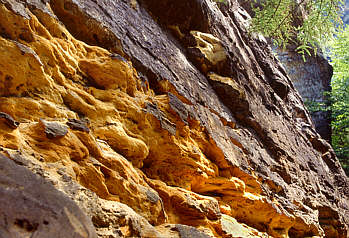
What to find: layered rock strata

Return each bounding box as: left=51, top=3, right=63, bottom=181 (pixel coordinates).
left=0, top=0, right=348, bottom=237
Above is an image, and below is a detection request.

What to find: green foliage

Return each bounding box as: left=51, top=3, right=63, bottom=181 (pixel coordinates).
left=304, top=99, right=328, bottom=113
left=302, top=28, right=349, bottom=174
left=250, top=0, right=344, bottom=57
left=327, top=27, right=349, bottom=173
left=214, top=0, right=227, bottom=4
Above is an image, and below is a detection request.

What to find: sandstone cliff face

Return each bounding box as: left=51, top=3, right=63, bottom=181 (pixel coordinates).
left=0, top=0, right=348, bottom=237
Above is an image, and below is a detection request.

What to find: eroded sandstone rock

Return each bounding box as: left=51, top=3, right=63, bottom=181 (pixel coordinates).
left=0, top=0, right=348, bottom=237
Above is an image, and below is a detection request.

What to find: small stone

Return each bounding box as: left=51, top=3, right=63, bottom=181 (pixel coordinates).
left=145, top=189, right=160, bottom=204
left=110, top=53, right=127, bottom=62
left=39, top=119, right=68, bottom=139
left=174, top=224, right=211, bottom=238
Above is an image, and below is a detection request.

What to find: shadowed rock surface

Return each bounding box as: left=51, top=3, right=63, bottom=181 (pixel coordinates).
left=0, top=0, right=348, bottom=237
left=0, top=154, right=97, bottom=238
left=275, top=49, right=332, bottom=142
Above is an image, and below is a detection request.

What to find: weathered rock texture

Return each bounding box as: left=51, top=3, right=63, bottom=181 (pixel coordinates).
left=0, top=153, right=97, bottom=238
left=276, top=49, right=332, bottom=142
left=237, top=0, right=333, bottom=142
left=0, top=0, right=348, bottom=237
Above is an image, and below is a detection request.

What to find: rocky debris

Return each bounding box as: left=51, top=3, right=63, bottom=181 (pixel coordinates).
left=0, top=153, right=97, bottom=238
left=39, top=119, right=69, bottom=139
left=0, top=112, right=19, bottom=129
left=0, top=0, right=348, bottom=237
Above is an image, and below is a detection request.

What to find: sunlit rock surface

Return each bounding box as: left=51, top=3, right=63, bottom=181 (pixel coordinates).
left=0, top=0, right=348, bottom=237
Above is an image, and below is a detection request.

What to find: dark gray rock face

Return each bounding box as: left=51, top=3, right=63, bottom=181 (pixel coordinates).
left=0, top=154, right=97, bottom=238
left=237, top=0, right=333, bottom=142
left=276, top=50, right=332, bottom=142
